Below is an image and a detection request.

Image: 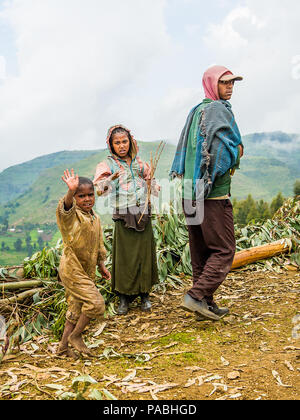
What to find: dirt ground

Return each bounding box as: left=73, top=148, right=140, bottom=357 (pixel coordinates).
left=0, top=269, right=299, bottom=400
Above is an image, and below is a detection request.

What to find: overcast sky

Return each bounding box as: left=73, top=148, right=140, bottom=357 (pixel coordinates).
left=0, top=0, right=299, bottom=173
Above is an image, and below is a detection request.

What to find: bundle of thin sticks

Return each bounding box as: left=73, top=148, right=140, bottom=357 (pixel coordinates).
left=138, top=141, right=166, bottom=224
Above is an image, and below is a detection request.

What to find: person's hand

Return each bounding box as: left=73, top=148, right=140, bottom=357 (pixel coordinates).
left=147, top=179, right=161, bottom=195
left=98, top=262, right=111, bottom=281
left=111, top=171, right=120, bottom=181
left=238, top=145, right=244, bottom=158
left=62, top=169, right=79, bottom=192
left=111, top=170, right=125, bottom=181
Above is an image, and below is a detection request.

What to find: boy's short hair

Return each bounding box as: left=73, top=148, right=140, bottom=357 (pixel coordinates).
left=75, top=177, right=94, bottom=193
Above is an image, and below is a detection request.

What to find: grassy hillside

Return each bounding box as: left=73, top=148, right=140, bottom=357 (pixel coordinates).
left=0, top=133, right=299, bottom=267
left=231, top=157, right=296, bottom=200
left=0, top=150, right=100, bottom=205
left=0, top=132, right=299, bottom=228
left=2, top=141, right=175, bottom=226
left=3, top=151, right=109, bottom=226
left=238, top=131, right=300, bottom=199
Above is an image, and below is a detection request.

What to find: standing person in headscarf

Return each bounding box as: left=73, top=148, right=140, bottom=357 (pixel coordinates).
left=93, top=125, right=159, bottom=315
left=170, top=65, right=244, bottom=322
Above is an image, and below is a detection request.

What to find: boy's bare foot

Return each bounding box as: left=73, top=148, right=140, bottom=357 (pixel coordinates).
left=57, top=343, right=78, bottom=359
left=57, top=347, right=78, bottom=359
left=68, top=334, right=93, bottom=356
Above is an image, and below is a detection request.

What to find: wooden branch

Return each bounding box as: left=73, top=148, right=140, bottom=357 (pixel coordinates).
left=231, top=239, right=292, bottom=270
left=0, top=280, right=43, bottom=291
left=0, top=288, right=42, bottom=308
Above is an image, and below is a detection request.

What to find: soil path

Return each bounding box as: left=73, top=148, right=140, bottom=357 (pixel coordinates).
left=0, top=270, right=299, bottom=400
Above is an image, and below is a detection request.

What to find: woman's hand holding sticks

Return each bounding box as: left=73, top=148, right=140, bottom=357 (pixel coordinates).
left=138, top=141, right=165, bottom=224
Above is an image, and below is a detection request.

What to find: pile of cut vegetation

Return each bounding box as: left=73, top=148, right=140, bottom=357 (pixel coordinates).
left=233, top=196, right=299, bottom=271
left=0, top=197, right=299, bottom=362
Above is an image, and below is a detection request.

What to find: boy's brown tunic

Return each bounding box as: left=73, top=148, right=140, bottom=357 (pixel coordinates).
left=56, top=198, right=106, bottom=323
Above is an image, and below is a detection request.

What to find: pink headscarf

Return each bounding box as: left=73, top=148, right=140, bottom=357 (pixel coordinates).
left=202, top=65, right=233, bottom=101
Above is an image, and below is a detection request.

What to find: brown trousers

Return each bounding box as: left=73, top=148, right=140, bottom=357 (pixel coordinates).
left=183, top=199, right=236, bottom=304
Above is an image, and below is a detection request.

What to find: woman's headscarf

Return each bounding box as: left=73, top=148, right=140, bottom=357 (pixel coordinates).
left=93, top=124, right=150, bottom=186
left=202, top=65, right=235, bottom=101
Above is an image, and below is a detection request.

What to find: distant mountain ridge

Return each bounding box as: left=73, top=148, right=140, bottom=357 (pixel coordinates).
left=0, top=150, right=100, bottom=205
left=247, top=131, right=300, bottom=144
left=0, top=131, right=299, bottom=226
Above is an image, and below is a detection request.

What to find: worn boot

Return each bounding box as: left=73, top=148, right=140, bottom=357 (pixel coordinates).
left=209, top=302, right=229, bottom=318
left=140, top=293, right=152, bottom=312
left=195, top=302, right=229, bottom=321
left=180, top=294, right=221, bottom=321
left=117, top=294, right=129, bottom=315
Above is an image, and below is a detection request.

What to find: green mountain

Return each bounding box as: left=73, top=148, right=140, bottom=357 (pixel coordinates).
left=0, top=132, right=299, bottom=227
left=0, top=150, right=102, bottom=205
left=0, top=141, right=175, bottom=226
left=232, top=131, right=300, bottom=200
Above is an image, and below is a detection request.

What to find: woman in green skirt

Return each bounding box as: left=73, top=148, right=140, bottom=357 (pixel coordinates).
left=93, top=125, right=159, bottom=315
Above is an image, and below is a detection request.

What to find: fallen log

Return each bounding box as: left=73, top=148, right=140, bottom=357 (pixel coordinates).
left=0, top=280, right=43, bottom=291
left=0, top=288, right=42, bottom=308
left=232, top=238, right=292, bottom=270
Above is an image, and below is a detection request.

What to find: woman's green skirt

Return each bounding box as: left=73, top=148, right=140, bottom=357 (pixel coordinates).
left=111, top=220, right=158, bottom=295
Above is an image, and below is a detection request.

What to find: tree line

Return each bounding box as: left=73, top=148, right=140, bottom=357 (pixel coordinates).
left=1, top=234, right=48, bottom=256
left=233, top=180, right=300, bottom=226
left=233, top=192, right=284, bottom=226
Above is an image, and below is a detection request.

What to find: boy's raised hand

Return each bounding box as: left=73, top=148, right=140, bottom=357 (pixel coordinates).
left=62, top=169, right=79, bottom=192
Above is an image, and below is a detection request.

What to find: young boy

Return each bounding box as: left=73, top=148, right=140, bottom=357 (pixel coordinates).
left=56, top=169, right=110, bottom=357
